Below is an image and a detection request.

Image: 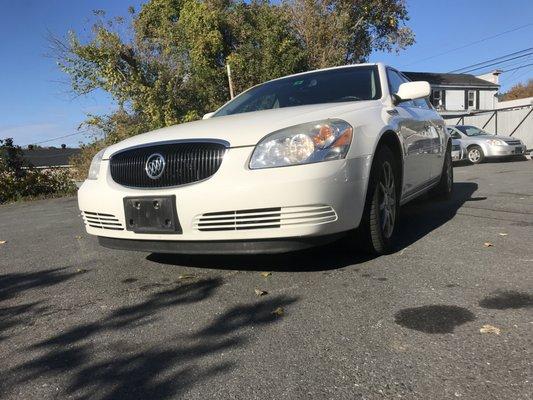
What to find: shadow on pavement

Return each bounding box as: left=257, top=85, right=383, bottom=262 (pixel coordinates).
left=147, top=246, right=375, bottom=272
left=0, top=268, right=79, bottom=343
left=396, top=182, right=478, bottom=250
left=8, top=276, right=298, bottom=399
left=479, top=290, right=533, bottom=310
left=394, top=305, right=476, bottom=334
left=147, top=182, right=479, bottom=271
left=0, top=267, right=78, bottom=302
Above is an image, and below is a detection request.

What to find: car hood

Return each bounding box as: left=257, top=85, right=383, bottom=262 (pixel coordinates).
left=464, top=134, right=517, bottom=142
left=102, top=101, right=380, bottom=159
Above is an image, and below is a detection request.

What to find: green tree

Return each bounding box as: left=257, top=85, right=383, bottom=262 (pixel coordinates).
left=53, top=0, right=414, bottom=176
left=0, top=138, right=28, bottom=177
left=285, top=0, right=414, bottom=68
left=227, top=0, right=307, bottom=93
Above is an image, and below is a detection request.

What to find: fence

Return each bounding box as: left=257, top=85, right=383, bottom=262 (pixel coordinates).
left=442, top=104, right=533, bottom=149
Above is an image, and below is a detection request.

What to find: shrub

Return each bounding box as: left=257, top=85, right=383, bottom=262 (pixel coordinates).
left=70, top=142, right=106, bottom=181
left=0, top=138, right=77, bottom=204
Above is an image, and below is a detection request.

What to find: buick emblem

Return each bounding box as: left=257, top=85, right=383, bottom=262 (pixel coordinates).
left=145, top=153, right=166, bottom=179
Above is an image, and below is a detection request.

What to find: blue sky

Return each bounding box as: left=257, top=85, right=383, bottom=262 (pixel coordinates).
left=0, top=0, right=532, bottom=147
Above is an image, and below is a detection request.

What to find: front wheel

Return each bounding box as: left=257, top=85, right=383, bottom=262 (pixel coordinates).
left=467, top=145, right=484, bottom=164
left=354, top=146, right=399, bottom=255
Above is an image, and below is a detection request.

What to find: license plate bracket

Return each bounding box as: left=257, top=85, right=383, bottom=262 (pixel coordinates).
left=124, top=195, right=182, bottom=234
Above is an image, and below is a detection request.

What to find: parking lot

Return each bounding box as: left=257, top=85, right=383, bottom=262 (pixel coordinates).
left=0, top=159, right=532, bottom=400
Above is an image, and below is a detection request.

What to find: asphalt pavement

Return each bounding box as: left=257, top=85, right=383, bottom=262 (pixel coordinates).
left=0, top=159, right=532, bottom=400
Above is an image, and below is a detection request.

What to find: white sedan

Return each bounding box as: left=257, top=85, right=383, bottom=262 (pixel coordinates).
left=78, top=63, right=452, bottom=255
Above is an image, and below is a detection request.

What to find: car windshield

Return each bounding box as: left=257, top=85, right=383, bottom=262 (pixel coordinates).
left=456, top=126, right=491, bottom=137
left=214, top=65, right=381, bottom=117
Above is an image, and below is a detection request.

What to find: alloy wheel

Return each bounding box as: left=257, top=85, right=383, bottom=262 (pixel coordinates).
left=378, top=161, right=396, bottom=239
left=468, top=148, right=480, bottom=163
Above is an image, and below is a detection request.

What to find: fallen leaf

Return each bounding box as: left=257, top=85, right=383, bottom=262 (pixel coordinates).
left=259, top=272, right=272, bottom=278
left=480, top=324, right=501, bottom=335
left=76, top=268, right=88, bottom=273
left=254, top=289, right=268, bottom=296
left=0, top=240, right=6, bottom=244
left=498, top=233, right=508, bottom=236
left=178, top=274, right=196, bottom=280
left=483, top=242, right=493, bottom=247
left=272, top=307, right=284, bottom=317
left=75, top=236, right=82, bottom=240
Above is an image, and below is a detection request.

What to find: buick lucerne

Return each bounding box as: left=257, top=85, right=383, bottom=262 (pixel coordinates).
left=78, top=63, right=452, bottom=255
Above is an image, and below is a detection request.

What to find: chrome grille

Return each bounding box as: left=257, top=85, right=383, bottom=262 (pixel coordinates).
left=193, top=205, right=337, bottom=232
left=82, top=211, right=124, bottom=230
left=504, top=140, right=521, bottom=146
left=452, top=144, right=460, bottom=151
left=109, top=142, right=226, bottom=188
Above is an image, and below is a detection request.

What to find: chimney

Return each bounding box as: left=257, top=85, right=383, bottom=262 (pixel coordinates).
left=476, top=69, right=502, bottom=85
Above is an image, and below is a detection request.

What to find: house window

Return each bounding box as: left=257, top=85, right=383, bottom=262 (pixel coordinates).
left=467, top=90, right=476, bottom=109
left=431, top=90, right=444, bottom=109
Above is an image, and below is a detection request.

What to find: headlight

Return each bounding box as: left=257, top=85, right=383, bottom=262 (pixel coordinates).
left=87, top=148, right=106, bottom=180
left=249, top=119, right=353, bottom=169
left=488, top=139, right=506, bottom=146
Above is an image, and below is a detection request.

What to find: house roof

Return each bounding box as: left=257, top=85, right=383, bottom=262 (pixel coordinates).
left=402, top=71, right=499, bottom=88
left=22, top=148, right=81, bottom=168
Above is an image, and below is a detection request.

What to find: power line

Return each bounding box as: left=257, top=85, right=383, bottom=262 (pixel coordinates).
left=468, top=55, right=533, bottom=77
left=500, top=56, right=533, bottom=84
left=448, top=48, right=533, bottom=73
left=502, top=63, right=533, bottom=73
left=24, top=130, right=87, bottom=146
left=404, top=23, right=533, bottom=66
left=500, top=67, right=533, bottom=88
left=459, top=52, right=533, bottom=74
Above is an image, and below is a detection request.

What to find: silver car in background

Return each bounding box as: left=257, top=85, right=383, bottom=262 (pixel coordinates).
left=446, top=125, right=526, bottom=164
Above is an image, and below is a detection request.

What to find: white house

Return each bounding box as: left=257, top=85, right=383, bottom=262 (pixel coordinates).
left=403, top=70, right=501, bottom=115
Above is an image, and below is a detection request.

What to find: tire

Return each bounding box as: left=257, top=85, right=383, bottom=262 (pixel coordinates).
left=467, top=145, right=484, bottom=164
left=430, top=142, right=453, bottom=199
left=354, top=146, right=399, bottom=255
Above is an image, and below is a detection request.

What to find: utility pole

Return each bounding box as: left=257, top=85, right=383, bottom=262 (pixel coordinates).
left=226, top=63, right=235, bottom=99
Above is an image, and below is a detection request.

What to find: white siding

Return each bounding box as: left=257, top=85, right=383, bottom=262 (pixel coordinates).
left=496, top=96, right=533, bottom=109
left=479, top=90, right=497, bottom=110
left=445, top=90, right=465, bottom=111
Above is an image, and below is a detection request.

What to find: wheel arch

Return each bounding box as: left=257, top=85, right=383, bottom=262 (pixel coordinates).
left=466, top=142, right=486, bottom=154
left=374, top=130, right=404, bottom=196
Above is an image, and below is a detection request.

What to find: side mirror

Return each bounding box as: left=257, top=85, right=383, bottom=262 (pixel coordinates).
left=394, top=81, right=431, bottom=105
left=203, top=112, right=215, bottom=120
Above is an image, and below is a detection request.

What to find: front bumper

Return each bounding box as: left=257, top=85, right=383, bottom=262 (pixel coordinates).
left=78, top=146, right=372, bottom=246
left=98, top=233, right=346, bottom=254
left=485, top=144, right=526, bottom=157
